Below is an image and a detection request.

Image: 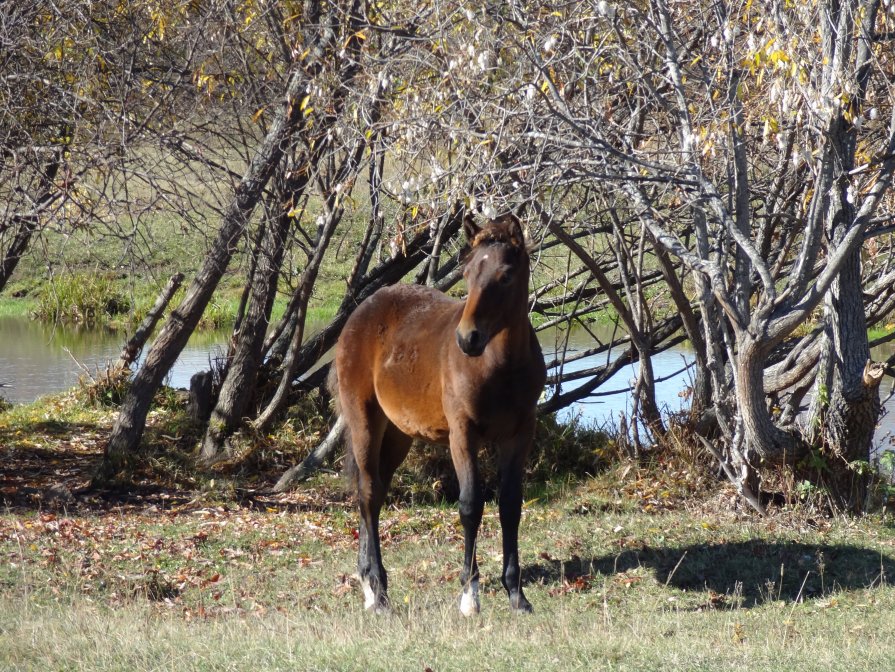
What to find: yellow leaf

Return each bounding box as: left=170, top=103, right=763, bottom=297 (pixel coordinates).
left=252, top=107, right=265, bottom=123
left=344, top=29, right=367, bottom=48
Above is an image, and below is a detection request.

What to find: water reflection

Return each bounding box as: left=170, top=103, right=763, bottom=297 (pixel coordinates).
left=0, top=316, right=229, bottom=404
left=2, top=315, right=894, bottom=453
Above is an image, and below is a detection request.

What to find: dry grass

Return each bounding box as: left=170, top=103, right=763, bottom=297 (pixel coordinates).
left=3, top=475, right=895, bottom=671
left=3, top=394, right=895, bottom=671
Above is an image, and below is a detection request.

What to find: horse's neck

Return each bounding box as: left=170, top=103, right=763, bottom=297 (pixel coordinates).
left=492, top=308, right=535, bottom=366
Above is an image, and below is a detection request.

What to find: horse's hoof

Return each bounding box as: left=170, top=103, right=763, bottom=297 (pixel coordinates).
left=361, top=578, right=389, bottom=613
left=362, top=578, right=377, bottom=610
left=510, top=595, right=533, bottom=614
left=459, top=585, right=481, bottom=616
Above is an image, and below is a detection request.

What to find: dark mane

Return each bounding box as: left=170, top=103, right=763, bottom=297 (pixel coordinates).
left=470, top=215, right=524, bottom=248
left=461, top=214, right=527, bottom=265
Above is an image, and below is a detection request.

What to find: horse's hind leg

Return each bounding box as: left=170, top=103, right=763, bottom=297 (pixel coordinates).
left=379, top=422, right=412, bottom=496
left=351, top=410, right=412, bottom=613
left=345, top=400, right=389, bottom=612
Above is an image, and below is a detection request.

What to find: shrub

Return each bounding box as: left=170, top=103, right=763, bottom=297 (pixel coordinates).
left=35, top=273, right=129, bottom=325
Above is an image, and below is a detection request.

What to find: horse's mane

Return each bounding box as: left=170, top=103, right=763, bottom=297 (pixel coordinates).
left=461, top=214, right=528, bottom=264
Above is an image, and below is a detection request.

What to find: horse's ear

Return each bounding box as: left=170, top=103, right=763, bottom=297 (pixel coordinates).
left=506, top=213, right=525, bottom=247
left=463, top=214, right=481, bottom=241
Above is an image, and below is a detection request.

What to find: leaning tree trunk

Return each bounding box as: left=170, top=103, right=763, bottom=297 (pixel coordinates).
left=1, top=154, right=62, bottom=293
left=116, top=273, right=185, bottom=370
left=199, top=198, right=293, bottom=461
left=97, top=60, right=323, bottom=481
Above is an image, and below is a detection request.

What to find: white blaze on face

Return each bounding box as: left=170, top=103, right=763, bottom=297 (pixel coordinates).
left=459, top=580, right=480, bottom=616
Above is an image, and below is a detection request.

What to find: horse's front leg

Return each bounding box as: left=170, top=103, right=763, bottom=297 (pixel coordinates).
left=498, top=422, right=535, bottom=614
left=449, top=423, right=484, bottom=616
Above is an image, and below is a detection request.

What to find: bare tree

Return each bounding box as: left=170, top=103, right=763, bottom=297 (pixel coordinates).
left=390, top=0, right=895, bottom=509
left=100, top=0, right=369, bottom=478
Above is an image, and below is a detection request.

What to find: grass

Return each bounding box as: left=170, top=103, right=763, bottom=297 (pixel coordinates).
left=0, top=295, right=37, bottom=317
left=3, top=483, right=895, bottom=671
left=3, top=203, right=374, bottom=332
left=3, top=392, right=895, bottom=670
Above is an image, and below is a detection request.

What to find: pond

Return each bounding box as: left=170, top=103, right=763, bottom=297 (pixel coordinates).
left=0, top=316, right=229, bottom=404
left=1, top=315, right=893, bottom=453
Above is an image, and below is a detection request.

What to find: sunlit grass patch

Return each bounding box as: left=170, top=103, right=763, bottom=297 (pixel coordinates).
left=3, top=392, right=895, bottom=671
left=0, top=295, right=37, bottom=318
left=3, top=495, right=895, bottom=671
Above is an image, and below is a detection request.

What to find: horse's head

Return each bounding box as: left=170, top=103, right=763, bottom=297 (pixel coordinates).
left=456, top=213, right=530, bottom=357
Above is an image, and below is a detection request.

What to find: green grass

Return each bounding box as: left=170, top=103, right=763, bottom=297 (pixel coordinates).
left=3, top=392, right=895, bottom=670
left=3, top=486, right=895, bottom=671
left=0, top=295, right=37, bottom=317
left=3, top=204, right=378, bottom=332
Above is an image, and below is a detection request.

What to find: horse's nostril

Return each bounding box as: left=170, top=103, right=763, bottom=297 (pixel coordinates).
left=456, top=328, right=485, bottom=356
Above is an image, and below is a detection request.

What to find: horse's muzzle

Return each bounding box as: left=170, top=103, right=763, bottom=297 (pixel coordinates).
left=456, top=328, right=486, bottom=357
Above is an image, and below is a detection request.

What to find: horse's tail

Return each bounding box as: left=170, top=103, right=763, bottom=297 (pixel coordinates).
left=327, top=364, right=357, bottom=495
left=326, top=362, right=342, bottom=415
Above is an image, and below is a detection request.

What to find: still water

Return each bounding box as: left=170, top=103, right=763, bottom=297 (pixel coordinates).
left=1, top=315, right=893, bottom=451
left=0, top=316, right=229, bottom=404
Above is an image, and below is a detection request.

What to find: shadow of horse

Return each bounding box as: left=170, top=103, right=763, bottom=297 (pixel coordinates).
left=523, top=539, right=895, bottom=608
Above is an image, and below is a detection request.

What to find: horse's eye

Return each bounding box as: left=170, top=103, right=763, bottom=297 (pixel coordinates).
left=499, top=272, right=514, bottom=286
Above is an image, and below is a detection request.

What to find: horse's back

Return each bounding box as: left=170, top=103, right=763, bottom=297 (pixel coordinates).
left=340, top=283, right=459, bottom=352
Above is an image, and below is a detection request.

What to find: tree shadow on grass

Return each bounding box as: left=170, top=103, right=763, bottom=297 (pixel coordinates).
left=0, top=420, right=350, bottom=514
left=0, top=420, right=102, bottom=506
left=523, top=539, right=895, bottom=608
left=0, top=420, right=204, bottom=512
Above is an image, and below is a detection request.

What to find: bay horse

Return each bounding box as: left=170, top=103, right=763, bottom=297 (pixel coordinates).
left=332, top=212, right=546, bottom=615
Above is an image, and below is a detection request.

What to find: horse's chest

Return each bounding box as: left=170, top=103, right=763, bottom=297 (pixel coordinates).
left=462, top=367, right=542, bottom=438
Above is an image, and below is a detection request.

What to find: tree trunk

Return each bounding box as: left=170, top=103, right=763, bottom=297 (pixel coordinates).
left=199, top=208, right=291, bottom=461
left=116, top=273, right=184, bottom=369
left=806, top=0, right=883, bottom=511
left=272, top=414, right=345, bottom=492
left=653, top=243, right=711, bottom=417
left=1, top=156, right=62, bottom=293
left=97, top=62, right=321, bottom=482
left=735, top=335, right=807, bottom=466
left=812, top=189, right=878, bottom=511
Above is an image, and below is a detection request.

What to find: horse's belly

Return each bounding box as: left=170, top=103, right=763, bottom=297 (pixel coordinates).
left=374, top=353, right=450, bottom=444
left=377, top=393, right=450, bottom=444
